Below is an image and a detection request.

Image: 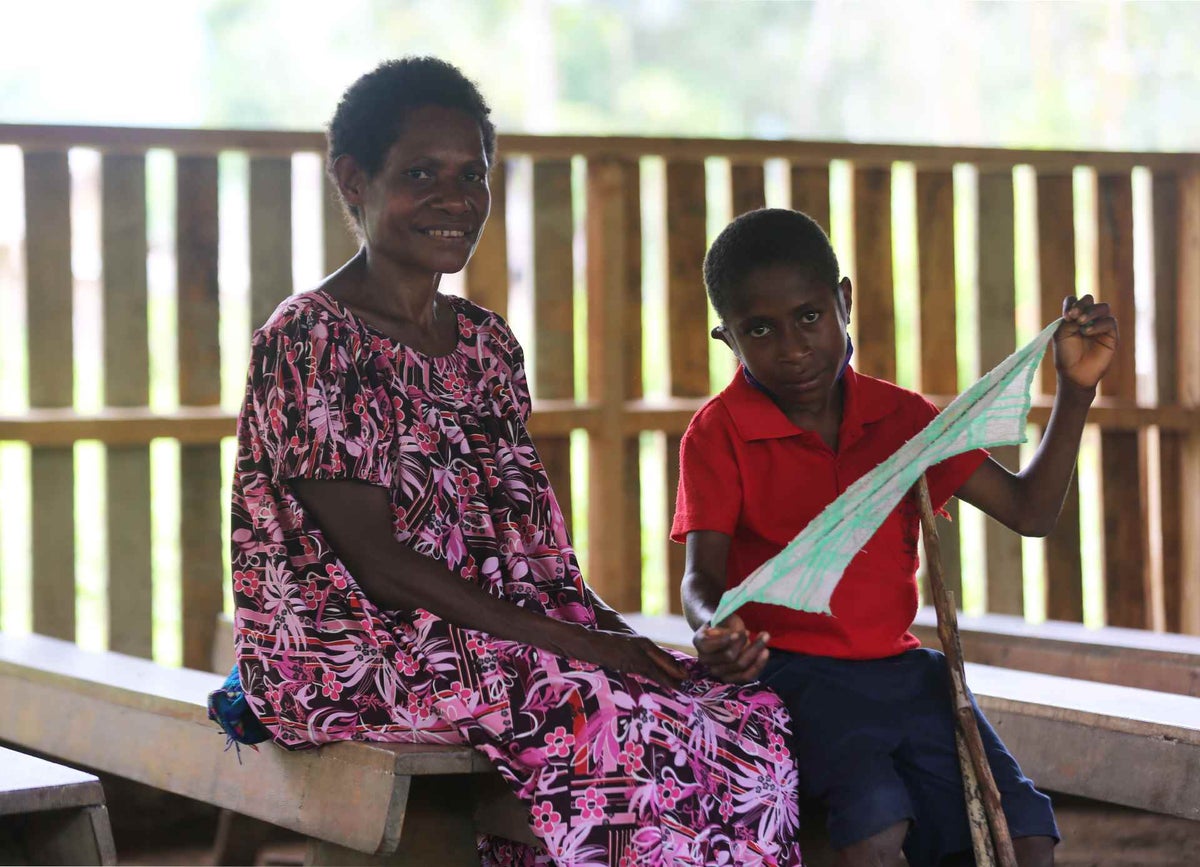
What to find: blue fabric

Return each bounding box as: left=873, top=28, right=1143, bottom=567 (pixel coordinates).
left=207, top=665, right=270, bottom=760
left=761, top=647, right=1059, bottom=866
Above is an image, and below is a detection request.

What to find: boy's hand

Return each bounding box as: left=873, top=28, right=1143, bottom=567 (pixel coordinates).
left=1054, top=294, right=1118, bottom=391
left=693, top=613, right=770, bottom=684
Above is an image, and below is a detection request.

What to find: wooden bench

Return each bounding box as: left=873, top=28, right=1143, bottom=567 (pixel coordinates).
left=624, top=613, right=1200, bottom=821
left=0, top=746, right=117, bottom=865
left=908, top=607, right=1200, bottom=697
left=0, top=632, right=534, bottom=866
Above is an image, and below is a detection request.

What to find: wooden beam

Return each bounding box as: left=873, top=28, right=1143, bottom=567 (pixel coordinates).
left=1179, top=170, right=1200, bottom=635
left=464, top=159, right=508, bottom=319
left=3, top=124, right=1197, bottom=174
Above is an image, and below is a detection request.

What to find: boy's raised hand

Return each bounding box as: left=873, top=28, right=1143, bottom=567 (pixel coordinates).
left=1054, top=295, right=1119, bottom=390
left=693, top=613, right=770, bottom=684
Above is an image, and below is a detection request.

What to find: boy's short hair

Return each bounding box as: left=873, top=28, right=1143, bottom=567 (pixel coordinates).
left=326, top=57, right=497, bottom=226
left=704, top=208, right=841, bottom=317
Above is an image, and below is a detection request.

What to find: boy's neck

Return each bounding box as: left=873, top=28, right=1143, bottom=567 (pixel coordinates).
left=747, top=368, right=846, bottom=452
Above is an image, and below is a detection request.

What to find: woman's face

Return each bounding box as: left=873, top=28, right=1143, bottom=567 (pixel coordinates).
left=347, top=104, right=491, bottom=277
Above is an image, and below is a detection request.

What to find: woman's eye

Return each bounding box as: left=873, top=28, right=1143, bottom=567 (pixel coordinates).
left=406, top=168, right=433, bottom=180
left=463, top=171, right=486, bottom=183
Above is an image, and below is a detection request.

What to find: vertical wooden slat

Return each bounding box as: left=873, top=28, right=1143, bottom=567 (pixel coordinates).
left=322, top=174, right=359, bottom=274
left=1096, top=171, right=1150, bottom=628
left=585, top=158, right=641, bottom=612
left=851, top=166, right=895, bottom=382
left=465, top=160, right=508, bottom=318
left=102, top=153, right=153, bottom=658
left=176, top=155, right=223, bottom=671
left=531, top=159, right=575, bottom=534
left=1037, top=172, right=1084, bottom=622
left=620, top=162, right=644, bottom=612
left=916, top=169, right=963, bottom=602
left=1175, top=169, right=1200, bottom=634
left=790, top=165, right=831, bottom=233
left=977, top=169, right=1024, bottom=615
left=24, top=150, right=75, bottom=641
left=249, top=157, right=293, bottom=330
left=730, top=162, right=765, bottom=218
left=665, top=160, right=709, bottom=616
left=1153, top=173, right=1183, bottom=632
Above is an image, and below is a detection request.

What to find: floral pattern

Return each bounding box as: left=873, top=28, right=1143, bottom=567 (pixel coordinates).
left=231, top=289, right=803, bottom=866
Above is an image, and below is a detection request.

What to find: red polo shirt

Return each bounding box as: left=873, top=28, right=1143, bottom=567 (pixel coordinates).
left=671, top=366, right=987, bottom=660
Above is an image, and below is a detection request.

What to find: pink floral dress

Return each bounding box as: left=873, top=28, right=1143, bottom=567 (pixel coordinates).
left=231, top=290, right=803, bottom=866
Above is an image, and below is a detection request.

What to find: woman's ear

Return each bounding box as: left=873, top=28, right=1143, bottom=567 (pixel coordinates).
left=333, top=154, right=367, bottom=208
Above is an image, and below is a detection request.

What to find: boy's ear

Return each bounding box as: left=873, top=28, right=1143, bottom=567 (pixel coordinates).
left=838, top=276, right=853, bottom=322
left=711, top=324, right=739, bottom=356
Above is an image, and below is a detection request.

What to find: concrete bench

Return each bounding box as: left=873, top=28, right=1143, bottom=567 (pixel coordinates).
left=0, top=632, right=534, bottom=866
left=623, top=613, right=1200, bottom=821
left=0, top=746, right=117, bottom=865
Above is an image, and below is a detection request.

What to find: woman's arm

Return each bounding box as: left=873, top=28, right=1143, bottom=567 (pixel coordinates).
left=291, top=478, right=685, bottom=687
left=682, top=530, right=769, bottom=683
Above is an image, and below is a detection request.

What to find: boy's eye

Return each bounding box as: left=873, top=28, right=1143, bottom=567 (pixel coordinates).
left=800, top=310, right=821, bottom=324
left=748, top=324, right=772, bottom=338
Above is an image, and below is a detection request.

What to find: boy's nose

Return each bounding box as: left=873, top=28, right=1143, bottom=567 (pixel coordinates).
left=780, top=326, right=813, bottom=360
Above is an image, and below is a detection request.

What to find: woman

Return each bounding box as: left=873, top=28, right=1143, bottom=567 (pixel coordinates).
left=231, top=56, right=803, bottom=867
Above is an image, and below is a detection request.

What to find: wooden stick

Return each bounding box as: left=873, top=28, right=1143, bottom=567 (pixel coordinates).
left=957, top=727, right=995, bottom=862
left=915, top=475, right=1018, bottom=867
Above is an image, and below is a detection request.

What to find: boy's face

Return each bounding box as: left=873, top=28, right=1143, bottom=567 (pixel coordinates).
left=713, top=263, right=852, bottom=417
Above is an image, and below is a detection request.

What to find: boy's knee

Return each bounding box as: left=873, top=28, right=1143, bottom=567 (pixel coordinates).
left=833, top=820, right=908, bottom=867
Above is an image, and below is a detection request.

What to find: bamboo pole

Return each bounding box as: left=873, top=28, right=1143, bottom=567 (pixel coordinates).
left=915, top=475, right=1017, bottom=867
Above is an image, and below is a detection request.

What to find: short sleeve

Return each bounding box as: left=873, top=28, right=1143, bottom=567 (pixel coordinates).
left=670, top=409, right=743, bottom=542
left=251, top=317, right=398, bottom=488
left=911, top=396, right=989, bottom=511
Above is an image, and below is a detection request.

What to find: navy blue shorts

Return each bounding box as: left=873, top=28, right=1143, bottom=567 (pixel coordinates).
left=761, top=648, right=1059, bottom=866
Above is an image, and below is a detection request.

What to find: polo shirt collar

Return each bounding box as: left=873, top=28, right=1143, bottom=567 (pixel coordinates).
left=720, top=365, right=901, bottom=445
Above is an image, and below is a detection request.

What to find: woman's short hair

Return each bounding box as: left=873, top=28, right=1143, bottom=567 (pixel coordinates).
left=704, top=208, right=841, bottom=317
left=327, top=56, right=497, bottom=224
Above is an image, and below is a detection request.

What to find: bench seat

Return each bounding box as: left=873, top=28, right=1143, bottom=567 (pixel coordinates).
left=0, top=745, right=117, bottom=865
left=0, top=632, right=533, bottom=865
left=623, top=612, right=1200, bottom=821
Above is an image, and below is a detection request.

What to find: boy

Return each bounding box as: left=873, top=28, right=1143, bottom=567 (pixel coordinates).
left=672, top=209, right=1117, bottom=867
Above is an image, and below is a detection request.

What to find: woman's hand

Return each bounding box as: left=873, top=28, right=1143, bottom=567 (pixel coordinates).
left=1054, top=294, right=1118, bottom=392
left=563, top=629, right=688, bottom=691
left=692, top=614, right=770, bottom=684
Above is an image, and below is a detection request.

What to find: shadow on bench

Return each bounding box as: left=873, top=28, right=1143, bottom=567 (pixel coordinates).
left=0, top=633, right=534, bottom=866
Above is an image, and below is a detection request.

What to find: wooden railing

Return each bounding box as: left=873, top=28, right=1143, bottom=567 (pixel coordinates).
left=0, top=123, right=1197, bottom=671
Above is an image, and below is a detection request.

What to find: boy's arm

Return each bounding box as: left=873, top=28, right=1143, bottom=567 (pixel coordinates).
left=683, top=530, right=770, bottom=683
left=956, top=294, right=1118, bottom=536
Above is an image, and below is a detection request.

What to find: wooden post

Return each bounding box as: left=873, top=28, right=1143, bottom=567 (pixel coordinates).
left=852, top=166, right=896, bottom=382
left=790, top=164, right=830, bottom=233
left=249, top=156, right=294, bottom=330
left=1177, top=168, right=1200, bottom=634
left=177, top=155, right=224, bottom=672
left=465, top=160, right=508, bottom=320
left=1096, top=171, right=1152, bottom=629
left=102, top=152, right=153, bottom=658
left=532, top=159, right=577, bottom=534
left=1036, top=171, right=1084, bottom=622
left=24, top=150, right=75, bottom=642
left=916, top=167, right=964, bottom=603
left=977, top=169, right=1023, bottom=616
left=585, top=158, right=640, bottom=612
left=730, top=161, right=766, bottom=218
left=665, top=159, right=708, bottom=615
left=915, top=475, right=1017, bottom=867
